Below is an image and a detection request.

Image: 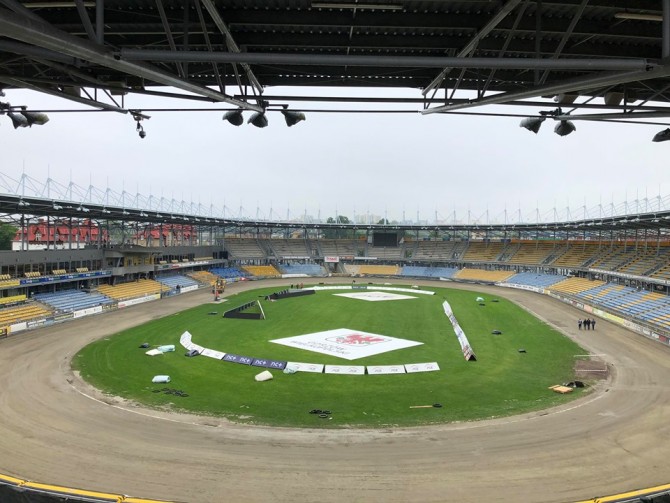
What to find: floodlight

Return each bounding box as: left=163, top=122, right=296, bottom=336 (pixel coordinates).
left=8, top=111, right=28, bottom=129
left=652, top=128, right=670, bottom=142
left=248, top=112, right=269, bottom=128
left=223, top=110, right=244, bottom=126
left=554, top=120, right=576, bottom=136
left=20, top=109, right=49, bottom=126
left=281, top=108, right=306, bottom=127
left=52, top=203, right=63, bottom=210
left=519, top=116, right=545, bottom=134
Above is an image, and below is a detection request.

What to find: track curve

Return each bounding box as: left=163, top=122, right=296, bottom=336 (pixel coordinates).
left=1, top=279, right=669, bottom=503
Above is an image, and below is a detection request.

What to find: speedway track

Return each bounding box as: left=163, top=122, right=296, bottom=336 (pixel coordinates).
left=0, top=279, right=668, bottom=503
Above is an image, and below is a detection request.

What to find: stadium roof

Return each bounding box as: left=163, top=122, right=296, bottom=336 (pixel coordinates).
left=1, top=0, right=670, bottom=123
left=4, top=192, right=670, bottom=236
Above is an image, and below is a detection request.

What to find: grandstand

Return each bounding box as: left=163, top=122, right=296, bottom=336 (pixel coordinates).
left=209, top=267, right=248, bottom=280
left=454, top=268, right=515, bottom=283
left=401, top=266, right=458, bottom=279
left=266, top=239, right=312, bottom=259
left=505, top=242, right=557, bottom=266
left=96, top=279, right=163, bottom=300
left=461, top=242, right=507, bottom=263
left=188, top=270, right=220, bottom=286
left=411, top=240, right=464, bottom=262
left=241, top=265, right=281, bottom=278
left=156, top=275, right=200, bottom=290
left=548, top=277, right=606, bottom=296
left=0, top=303, right=52, bottom=326
left=33, top=290, right=113, bottom=312
left=279, top=264, right=326, bottom=276
left=224, top=238, right=267, bottom=259
left=357, top=264, right=400, bottom=276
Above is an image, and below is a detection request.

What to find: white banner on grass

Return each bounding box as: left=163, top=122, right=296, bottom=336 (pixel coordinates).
left=404, top=362, right=440, bottom=373
left=325, top=365, right=365, bottom=375
left=286, top=362, right=324, bottom=373
left=271, top=328, right=422, bottom=360
left=334, top=291, right=416, bottom=302
left=179, top=331, right=193, bottom=348
left=201, top=348, right=226, bottom=359
left=367, top=365, right=406, bottom=374
left=310, top=285, right=435, bottom=295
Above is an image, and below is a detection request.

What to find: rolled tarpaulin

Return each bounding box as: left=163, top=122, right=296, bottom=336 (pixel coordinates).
left=152, top=375, right=171, bottom=383
left=254, top=370, right=273, bottom=382
left=157, top=345, right=175, bottom=353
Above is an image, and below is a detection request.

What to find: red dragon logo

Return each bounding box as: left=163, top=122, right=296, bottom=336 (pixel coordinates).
left=329, top=333, right=387, bottom=346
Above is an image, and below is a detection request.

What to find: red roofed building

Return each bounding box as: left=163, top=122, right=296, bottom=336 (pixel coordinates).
left=13, top=219, right=108, bottom=251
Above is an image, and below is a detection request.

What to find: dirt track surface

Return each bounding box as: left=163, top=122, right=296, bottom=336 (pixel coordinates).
left=1, top=279, right=669, bottom=503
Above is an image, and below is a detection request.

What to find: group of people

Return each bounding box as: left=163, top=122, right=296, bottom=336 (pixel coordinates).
left=578, top=318, right=596, bottom=330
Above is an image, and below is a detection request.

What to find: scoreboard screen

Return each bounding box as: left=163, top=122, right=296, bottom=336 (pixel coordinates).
left=372, top=232, right=399, bottom=247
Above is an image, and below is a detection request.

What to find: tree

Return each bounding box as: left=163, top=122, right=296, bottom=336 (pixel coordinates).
left=324, top=215, right=353, bottom=239
left=0, top=222, right=17, bottom=250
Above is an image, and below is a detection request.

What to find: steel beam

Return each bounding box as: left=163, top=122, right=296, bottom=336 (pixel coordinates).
left=421, top=65, right=670, bottom=115
left=422, top=0, right=524, bottom=96
left=199, top=0, right=263, bottom=95
left=556, top=110, right=670, bottom=121
left=119, top=49, right=651, bottom=71
left=0, top=39, right=77, bottom=64
left=0, top=75, right=128, bottom=112
left=95, top=0, right=104, bottom=45
left=0, top=8, right=262, bottom=111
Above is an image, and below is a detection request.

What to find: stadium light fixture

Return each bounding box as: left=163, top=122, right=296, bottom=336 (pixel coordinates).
left=18, top=199, right=29, bottom=207
left=281, top=107, right=306, bottom=127
left=652, top=128, right=670, bottom=142
left=248, top=111, right=269, bottom=128
left=519, top=116, right=545, bottom=134
left=554, top=120, right=576, bottom=136
left=0, top=102, right=49, bottom=128
left=223, top=110, right=244, bottom=126
left=7, top=110, right=28, bottom=128
left=52, top=203, right=63, bottom=210
left=20, top=108, right=49, bottom=126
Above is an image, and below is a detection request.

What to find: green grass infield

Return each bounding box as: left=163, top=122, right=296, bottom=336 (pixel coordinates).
left=73, top=284, right=590, bottom=428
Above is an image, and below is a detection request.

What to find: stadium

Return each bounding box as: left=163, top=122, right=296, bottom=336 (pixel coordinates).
left=3, top=1, right=670, bottom=502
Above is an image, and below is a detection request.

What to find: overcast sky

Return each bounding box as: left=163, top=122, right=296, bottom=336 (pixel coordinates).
left=2, top=86, right=669, bottom=224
